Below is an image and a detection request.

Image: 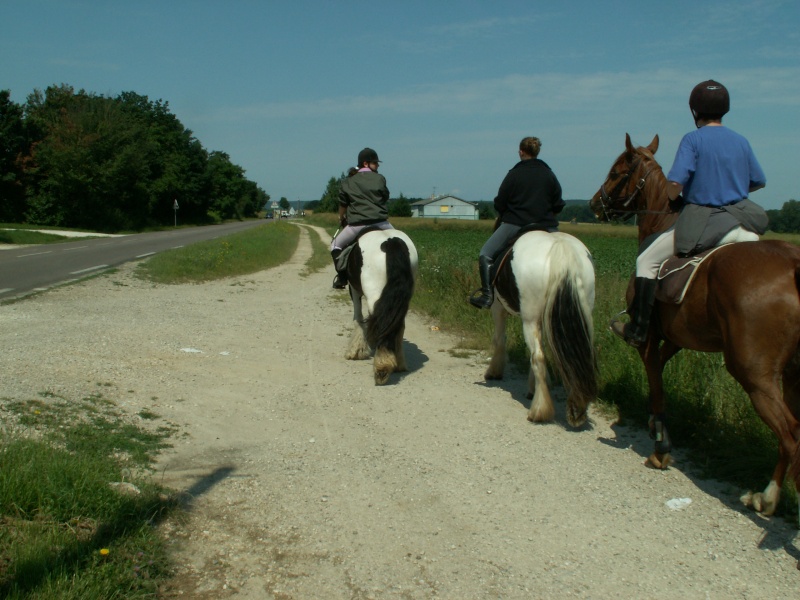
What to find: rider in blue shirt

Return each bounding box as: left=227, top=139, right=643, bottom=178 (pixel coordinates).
left=611, top=80, right=768, bottom=347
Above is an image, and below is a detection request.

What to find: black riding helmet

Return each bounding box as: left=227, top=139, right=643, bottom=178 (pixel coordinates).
left=689, top=80, right=730, bottom=125
left=357, top=147, right=380, bottom=166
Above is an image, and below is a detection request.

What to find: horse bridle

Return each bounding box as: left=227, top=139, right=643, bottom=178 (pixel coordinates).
left=596, top=152, right=661, bottom=222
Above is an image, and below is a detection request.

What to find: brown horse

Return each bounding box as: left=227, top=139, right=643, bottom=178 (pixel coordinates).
left=590, top=133, right=800, bottom=523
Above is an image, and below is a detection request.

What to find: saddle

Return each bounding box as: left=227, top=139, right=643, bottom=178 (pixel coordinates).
left=334, top=225, right=384, bottom=272
left=655, top=245, right=727, bottom=304
left=490, top=223, right=555, bottom=283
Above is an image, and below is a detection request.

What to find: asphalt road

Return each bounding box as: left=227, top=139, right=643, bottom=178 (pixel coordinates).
left=0, top=220, right=273, bottom=302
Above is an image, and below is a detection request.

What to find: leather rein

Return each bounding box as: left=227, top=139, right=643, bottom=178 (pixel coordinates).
left=596, top=151, right=670, bottom=222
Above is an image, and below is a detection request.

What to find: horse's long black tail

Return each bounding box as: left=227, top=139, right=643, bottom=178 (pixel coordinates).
left=366, top=237, right=415, bottom=350
left=542, top=239, right=597, bottom=414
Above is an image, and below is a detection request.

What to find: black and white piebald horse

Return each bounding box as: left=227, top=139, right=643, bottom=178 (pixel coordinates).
left=485, top=230, right=597, bottom=427
left=341, top=229, right=418, bottom=385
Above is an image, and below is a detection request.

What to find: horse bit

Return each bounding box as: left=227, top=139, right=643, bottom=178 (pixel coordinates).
left=596, top=153, right=661, bottom=222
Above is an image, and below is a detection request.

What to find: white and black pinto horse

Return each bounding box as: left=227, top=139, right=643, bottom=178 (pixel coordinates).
left=486, top=231, right=597, bottom=427
left=341, top=229, right=418, bottom=385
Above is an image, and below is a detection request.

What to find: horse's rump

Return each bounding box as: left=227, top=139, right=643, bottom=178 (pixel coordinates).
left=492, top=231, right=597, bottom=424
left=366, top=236, right=415, bottom=348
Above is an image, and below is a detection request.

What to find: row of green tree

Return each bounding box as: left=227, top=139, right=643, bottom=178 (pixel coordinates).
left=1, top=85, right=268, bottom=232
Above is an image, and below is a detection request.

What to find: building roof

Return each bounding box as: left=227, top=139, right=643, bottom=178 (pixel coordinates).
left=410, top=195, right=477, bottom=207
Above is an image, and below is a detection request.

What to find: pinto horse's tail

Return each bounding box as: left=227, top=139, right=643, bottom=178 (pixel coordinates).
left=542, top=237, right=597, bottom=426
left=366, top=237, right=415, bottom=352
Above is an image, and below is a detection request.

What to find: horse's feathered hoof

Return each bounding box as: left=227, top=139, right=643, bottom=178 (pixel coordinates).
left=646, top=452, right=672, bottom=469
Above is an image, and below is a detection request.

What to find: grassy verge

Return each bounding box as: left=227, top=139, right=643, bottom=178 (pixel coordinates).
left=0, top=392, right=178, bottom=598
left=0, top=229, right=98, bottom=245
left=135, top=220, right=300, bottom=283
left=1, top=220, right=305, bottom=596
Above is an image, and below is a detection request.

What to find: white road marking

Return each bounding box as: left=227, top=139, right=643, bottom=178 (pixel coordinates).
left=70, top=265, right=109, bottom=275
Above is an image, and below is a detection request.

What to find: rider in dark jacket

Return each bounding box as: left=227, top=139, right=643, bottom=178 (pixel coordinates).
left=329, top=148, right=393, bottom=289
left=469, top=137, right=565, bottom=309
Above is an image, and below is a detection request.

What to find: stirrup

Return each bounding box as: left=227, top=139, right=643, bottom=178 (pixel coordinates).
left=469, top=288, right=493, bottom=309
left=608, top=312, right=642, bottom=348
left=332, top=273, right=348, bottom=289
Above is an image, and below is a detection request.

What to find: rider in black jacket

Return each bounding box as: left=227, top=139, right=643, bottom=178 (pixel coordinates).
left=469, top=137, right=565, bottom=309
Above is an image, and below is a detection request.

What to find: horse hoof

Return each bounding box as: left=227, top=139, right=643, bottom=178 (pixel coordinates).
left=646, top=453, right=671, bottom=469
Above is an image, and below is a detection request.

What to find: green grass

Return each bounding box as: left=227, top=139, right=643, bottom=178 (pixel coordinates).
left=298, top=224, right=332, bottom=277
left=0, top=228, right=98, bottom=245
left=0, top=393, right=178, bottom=598
left=135, top=220, right=300, bottom=283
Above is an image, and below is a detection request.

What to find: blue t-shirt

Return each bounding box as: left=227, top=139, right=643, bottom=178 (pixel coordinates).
left=666, top=126, right=766, bottom=207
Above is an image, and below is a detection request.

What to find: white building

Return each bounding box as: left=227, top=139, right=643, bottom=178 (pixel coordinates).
left=410, top=195, right=479, bottom=220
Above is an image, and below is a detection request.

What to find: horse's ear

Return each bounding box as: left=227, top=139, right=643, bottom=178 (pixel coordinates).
left=624, top=133, right=635, bottom=157
left=648, top=135, right=659, bottom=155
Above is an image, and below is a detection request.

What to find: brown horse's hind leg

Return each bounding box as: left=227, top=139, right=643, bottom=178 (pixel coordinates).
left=744, top=354, right=800, bottom=516
left=734, top=369, right=800, bottom=517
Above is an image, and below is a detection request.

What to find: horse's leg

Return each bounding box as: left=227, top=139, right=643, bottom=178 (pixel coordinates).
left=394, top=324, right=407, bottom=372
left=345, top=290, right=371, bottom=361
left=643, top=338, right=681, bottom=469
left=727, top=350, right=800, bottom=517
left=373, top=344, right=396, bottom=385
left=484, top=302, right=507, bottom=380
left=525, top=318, right=554, bottom=423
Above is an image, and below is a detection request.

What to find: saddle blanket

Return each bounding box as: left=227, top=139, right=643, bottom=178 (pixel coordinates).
left=655, top=245, right=727, bottom=304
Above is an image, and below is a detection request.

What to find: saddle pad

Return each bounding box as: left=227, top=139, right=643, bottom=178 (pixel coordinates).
left=655, top=245, right=726, bottom=304
left=335, top=244, right=354, bottom=272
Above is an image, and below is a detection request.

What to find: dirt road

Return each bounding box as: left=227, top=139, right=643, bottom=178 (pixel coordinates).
left=1, top=224, right=798, bottom=598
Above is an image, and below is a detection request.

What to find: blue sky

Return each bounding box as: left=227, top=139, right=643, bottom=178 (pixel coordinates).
left=2, top=1, right=799, bottom=209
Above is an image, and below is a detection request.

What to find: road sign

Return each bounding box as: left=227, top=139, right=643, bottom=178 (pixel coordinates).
left=173, top=199, right=179, bottom=210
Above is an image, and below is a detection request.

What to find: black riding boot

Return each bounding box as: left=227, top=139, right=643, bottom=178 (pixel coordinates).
left=331, top=249, right=348, bottom=289
left=469, top=256, right=495, bottom=309
left=610, top=277, right=657, bottom=347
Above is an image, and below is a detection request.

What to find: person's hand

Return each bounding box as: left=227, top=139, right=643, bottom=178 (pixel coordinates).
left=669, top=194, right=685, bottom=213
left=339, top=215, right=348, bottom=227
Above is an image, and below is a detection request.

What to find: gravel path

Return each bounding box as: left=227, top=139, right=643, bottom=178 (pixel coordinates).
left=1, top=223, right=798, bottom=599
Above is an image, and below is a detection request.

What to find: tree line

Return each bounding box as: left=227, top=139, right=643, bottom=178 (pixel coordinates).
left=312, top=171, right=799, bottom=230
left=0, top=85, right=269, bottom=232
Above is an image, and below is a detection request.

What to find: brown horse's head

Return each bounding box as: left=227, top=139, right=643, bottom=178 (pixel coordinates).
left=590, top=134, right=675, bottom=242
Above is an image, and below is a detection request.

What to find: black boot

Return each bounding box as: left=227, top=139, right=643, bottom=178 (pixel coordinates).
left=331, top=249, right=348, bottom=289
left=610, top=277, right=657, bottom=347
left=469, top=256, right=494, bottom=309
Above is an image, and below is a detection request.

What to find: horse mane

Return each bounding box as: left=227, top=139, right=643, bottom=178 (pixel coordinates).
left=627, top=136, right=679, bottom=243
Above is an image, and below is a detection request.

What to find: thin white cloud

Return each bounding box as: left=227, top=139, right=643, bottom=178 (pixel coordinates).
left=198, top=66, right=800, bottom=124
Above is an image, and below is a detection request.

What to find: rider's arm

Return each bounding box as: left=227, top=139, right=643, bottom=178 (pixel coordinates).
left=667, top=181, right=683, bottom=201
